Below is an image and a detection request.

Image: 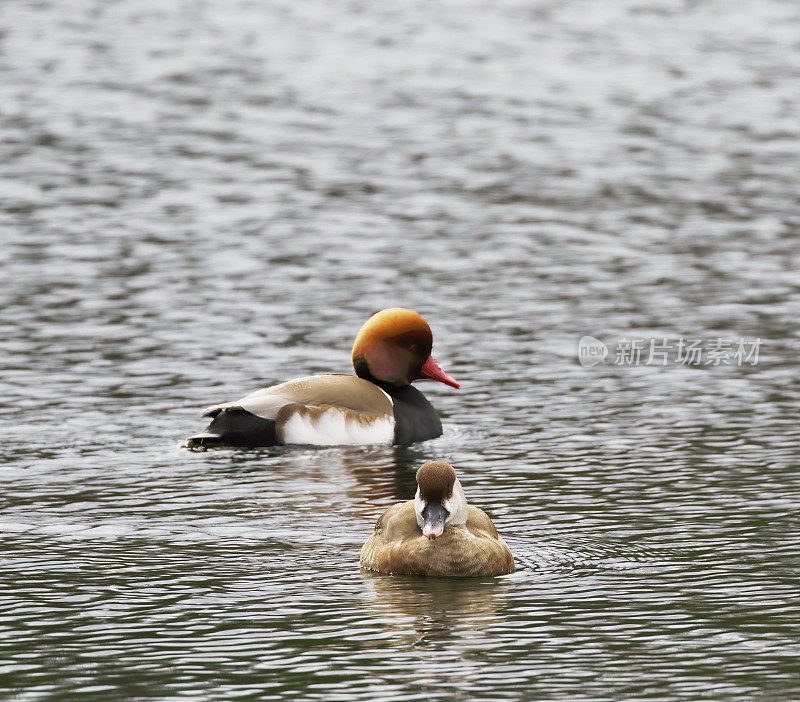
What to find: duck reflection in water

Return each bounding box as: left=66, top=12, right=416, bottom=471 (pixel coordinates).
left=361, top=571, right=505, bottom=645
left=345, top=445, right=428, bottom=504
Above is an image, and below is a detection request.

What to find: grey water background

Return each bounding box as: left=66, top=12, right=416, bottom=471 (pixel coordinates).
left=2, top=0, right=800, bottom=699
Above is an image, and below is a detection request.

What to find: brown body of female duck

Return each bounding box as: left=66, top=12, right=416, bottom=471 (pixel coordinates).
left=360, top=461, right=515, bottom=577
left=185, top=309, right=459, bottom=448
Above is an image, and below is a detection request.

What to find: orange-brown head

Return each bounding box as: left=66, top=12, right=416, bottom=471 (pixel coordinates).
left=351, top=308, right=460, bottom=389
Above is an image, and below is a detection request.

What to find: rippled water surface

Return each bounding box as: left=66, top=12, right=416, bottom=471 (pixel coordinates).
left=2, top=0, right=800, bottom=699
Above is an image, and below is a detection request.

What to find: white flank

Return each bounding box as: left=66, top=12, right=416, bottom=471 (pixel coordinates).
left=281, top=410, right=394, bottom=446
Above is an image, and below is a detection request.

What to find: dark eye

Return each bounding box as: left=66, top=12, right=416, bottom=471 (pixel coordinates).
left=409, top=343, right=419, bottom=353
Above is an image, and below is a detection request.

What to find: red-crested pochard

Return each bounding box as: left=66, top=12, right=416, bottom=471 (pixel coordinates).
left=185, top=308, right=459, bottom=448
left=360, top=461, right=515, bottom=577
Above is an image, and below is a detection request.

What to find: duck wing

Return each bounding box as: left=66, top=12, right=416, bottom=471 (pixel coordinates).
left=187, top=375, right=394, bottom=448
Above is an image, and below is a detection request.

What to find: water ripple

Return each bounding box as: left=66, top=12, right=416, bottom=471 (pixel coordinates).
left=3, top=0, right=800, bottom=698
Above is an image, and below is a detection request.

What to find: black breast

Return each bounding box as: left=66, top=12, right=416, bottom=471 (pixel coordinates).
left=379, top=383, right=443, bottom=445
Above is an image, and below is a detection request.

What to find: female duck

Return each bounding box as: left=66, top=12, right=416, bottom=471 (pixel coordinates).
left=186, top=308, right=459, bottom=448
left=360, top=461, right=515, bottom=577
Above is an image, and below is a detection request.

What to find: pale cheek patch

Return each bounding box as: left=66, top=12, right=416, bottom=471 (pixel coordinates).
left=281, top=410, right=394, bottom=446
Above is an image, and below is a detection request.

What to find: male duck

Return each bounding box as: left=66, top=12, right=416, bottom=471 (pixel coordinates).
left=360, top=461, right=515, bottom=577
left=185, top=308, right=459, bottom=448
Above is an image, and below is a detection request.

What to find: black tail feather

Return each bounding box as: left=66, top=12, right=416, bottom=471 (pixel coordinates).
left=186, top=407, right=279, bottom=448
